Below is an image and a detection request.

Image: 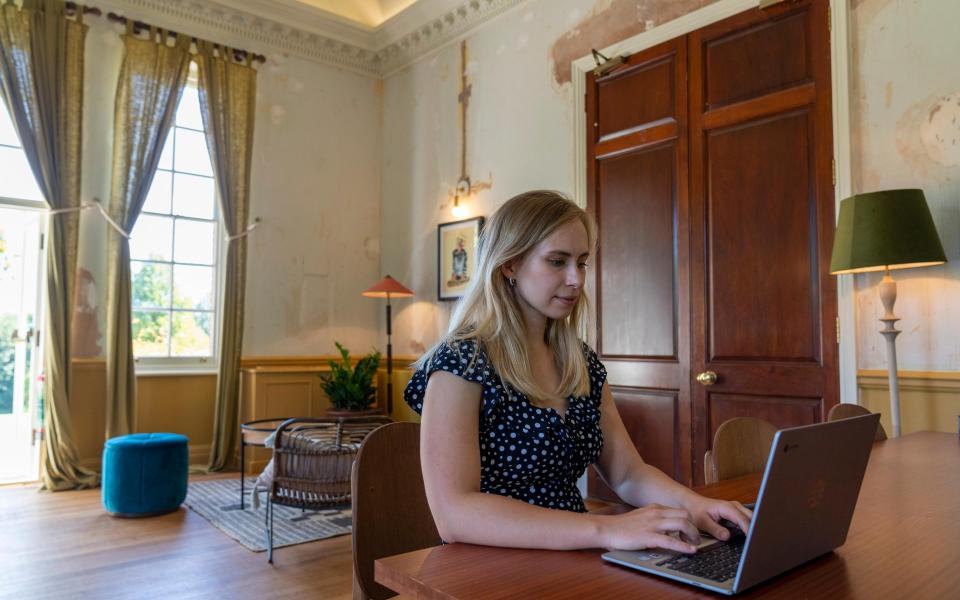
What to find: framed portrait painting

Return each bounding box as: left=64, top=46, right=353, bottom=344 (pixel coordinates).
left=438, top=216, right=484, bottom=301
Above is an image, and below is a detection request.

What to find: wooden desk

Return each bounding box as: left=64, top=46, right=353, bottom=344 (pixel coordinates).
left=375, top=432, right=959, bottom=599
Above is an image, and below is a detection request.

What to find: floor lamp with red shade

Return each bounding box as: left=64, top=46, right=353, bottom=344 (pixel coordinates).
left=362, top=275, right=414, bottom=414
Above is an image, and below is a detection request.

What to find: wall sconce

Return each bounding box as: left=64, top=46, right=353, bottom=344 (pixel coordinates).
left=452, top=176, right=470, bottom=218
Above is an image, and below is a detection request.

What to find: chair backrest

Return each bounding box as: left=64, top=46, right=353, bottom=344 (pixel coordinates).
left=827, top=403, right=887, bottom=441
left=704, top=417, right=777, bottom=484
left=352, top=422, right=441, bottom=600
left=270, top=416, right=392, bottom=509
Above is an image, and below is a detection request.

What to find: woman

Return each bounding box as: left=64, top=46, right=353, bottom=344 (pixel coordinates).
left=404, top=190, right=751, bottom=553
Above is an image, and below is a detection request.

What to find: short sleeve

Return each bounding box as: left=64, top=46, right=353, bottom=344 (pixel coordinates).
left=403, top=340, right=486, bottom=414
left=582, top=342, right=607, bottom=401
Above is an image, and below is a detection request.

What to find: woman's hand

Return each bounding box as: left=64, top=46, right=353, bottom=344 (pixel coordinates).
left=599, top=504, right=703, bottom=554
left=682, top=495, right=753, bottom=541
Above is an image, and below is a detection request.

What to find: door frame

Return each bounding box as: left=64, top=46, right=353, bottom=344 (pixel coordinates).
left=570, top=0, right=857, bottom=405
left=0, top=201, right=47, bottom=483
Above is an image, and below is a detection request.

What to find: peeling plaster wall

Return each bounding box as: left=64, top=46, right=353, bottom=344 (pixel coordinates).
left=850, top=0, right=960, bottom=371
left=384, top=0, right=958, bottom=372
left=73, top=16, right=381, bottom=359
left=380, top=0, right=715, bottom=357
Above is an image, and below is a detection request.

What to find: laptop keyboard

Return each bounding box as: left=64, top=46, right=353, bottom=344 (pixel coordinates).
left=656, top=537, right=744, bottom=583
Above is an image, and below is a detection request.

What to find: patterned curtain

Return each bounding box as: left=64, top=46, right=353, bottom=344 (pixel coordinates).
left=194, top=41, right=257, bottom=470
left=0, top=0, right=96, bottom=490
left=105, top=23, right=191, bottom=438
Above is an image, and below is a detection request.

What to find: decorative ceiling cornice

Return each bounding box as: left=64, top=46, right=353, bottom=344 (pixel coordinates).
left=374, top=0, right=524, bottom=76
left=99, top=0, right=526, bottom=77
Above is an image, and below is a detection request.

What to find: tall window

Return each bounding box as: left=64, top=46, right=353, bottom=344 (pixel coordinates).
left=0, top=102, right=44, bottom=204
left=131, top=73, right=221, bottom=366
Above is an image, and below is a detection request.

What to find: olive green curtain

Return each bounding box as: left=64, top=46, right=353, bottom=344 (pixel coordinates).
left=0, top=0, right=96, bottom=490
left=194, top=41, right=257, bottom=471
left=105, top=24, right=192, bottom=439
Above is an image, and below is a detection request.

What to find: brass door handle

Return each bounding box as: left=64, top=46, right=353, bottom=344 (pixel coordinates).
left=696, top=371, right=718, bottom=386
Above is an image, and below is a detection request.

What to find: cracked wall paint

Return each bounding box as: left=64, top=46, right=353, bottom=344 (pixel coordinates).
left=851, top=0, right=960, bottom=371
left=550, top=0, right=714, bottom=86
left=382, top=0, right=714, bottom=356
left=71, top=269, right=101, bottom=358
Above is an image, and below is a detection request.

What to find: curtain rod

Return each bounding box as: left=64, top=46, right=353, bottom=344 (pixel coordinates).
left=62, top=1, right=267, bottom=64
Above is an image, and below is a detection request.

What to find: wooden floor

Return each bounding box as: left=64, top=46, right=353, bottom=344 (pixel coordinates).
left=0, top=473, right=354, bottom=600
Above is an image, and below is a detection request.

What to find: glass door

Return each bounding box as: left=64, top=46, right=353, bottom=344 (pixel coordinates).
left=0, top=205, right=45, bottom=483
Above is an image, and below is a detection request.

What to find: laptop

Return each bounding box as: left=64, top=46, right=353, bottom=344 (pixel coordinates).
left=602, top=413, right=880, bottom=595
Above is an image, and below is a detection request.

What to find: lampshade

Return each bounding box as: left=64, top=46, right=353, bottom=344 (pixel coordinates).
left=361, top=275, right=414, bottom=298
left=829, top=189, right=947, bottom=275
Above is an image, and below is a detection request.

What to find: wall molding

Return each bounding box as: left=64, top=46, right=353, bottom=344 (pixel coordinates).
left=858, top=369, right=960, bottom=394
left=98, top=0, right=526, bottom=77
left=857, top=370, right=960, bottom=435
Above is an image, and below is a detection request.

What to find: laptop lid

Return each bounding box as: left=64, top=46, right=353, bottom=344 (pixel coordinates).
left=733, top=412, right=879, bottom=592
left=602, top=413, right=880, bottom=595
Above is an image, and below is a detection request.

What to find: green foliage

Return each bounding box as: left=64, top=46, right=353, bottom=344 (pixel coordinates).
left=131, top=262, right=211, bottom=356
left=320, top=342, right=381, bottom=411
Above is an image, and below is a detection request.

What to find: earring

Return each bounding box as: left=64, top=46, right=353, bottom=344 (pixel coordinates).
left=508, top=277, right=516, bottom=287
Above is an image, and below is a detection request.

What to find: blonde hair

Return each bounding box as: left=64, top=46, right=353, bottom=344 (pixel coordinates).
left=417, top=190, right=597, bottom=403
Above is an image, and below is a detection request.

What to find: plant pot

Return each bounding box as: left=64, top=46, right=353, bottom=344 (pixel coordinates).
left=325, top=407, right=383, bottom=418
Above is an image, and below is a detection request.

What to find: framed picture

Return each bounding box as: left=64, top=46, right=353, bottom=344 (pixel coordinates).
left=438, top=216, right=484, bottom=301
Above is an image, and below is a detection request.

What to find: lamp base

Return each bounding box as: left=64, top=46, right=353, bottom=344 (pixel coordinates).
left=878, top=271, right=902, bottom=438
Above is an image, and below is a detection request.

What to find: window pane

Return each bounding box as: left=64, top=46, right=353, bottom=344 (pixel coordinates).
left=157, top=128, right=173, bottom=170
left=143, top=170, right=172, bottom=214
left=132, top=310, right=169, bottom=357
left=176, top=86, right=204, bottom=130
left=173, top=264, right=213, bottom=310
left=174, top=219, right=215, bottom=265
left=174, top=128, right=213, bottom=176
left=0, top=147, right=43, bottom=201
left=0, top=103, right=19, bottom=146
left=130, top=215, right=173, bottom=261
left=171, top=311, right=211, bottom=357
left=173, top=173, right=215, bottom=219
left=131, top=261, right=171, bottom=308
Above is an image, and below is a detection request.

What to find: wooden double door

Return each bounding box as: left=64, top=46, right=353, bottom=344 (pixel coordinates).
left=586, top=0, right=838, bottom=492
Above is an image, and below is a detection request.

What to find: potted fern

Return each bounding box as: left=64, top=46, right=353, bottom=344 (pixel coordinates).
left=320, top=342, right=382, bottom=416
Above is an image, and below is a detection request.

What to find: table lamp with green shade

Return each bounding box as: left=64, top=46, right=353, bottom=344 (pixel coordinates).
left=829, top=189, right=947, bottom=437
left=362, top=275, right=415, bottom=415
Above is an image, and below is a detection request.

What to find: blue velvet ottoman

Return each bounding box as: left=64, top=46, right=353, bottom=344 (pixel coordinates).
left=102, top=433, right=189, bottom=517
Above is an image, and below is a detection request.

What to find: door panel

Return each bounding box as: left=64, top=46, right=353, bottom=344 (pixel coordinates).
left=598, top=145, right=677, bottom=358
left=704, top=10, right=811, bottom=107
left=587, top=37, right=691, bottom=493
left=597, top=55, right=677, bottom=140
left=588, top=387, right=679, bottom=501
left=586, top=0, right=836, bottom=494
left=707, top=110, right=819, bottom=362
left=690, top=0, right=837, bottom=485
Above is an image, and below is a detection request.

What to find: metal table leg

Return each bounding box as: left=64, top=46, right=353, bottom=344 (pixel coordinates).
left=240, top=439, right=246, bottom=510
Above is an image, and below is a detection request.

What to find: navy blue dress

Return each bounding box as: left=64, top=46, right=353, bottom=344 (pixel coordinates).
left=403, top=339, right=607, bottom=513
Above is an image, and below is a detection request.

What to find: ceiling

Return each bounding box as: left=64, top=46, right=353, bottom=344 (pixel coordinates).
left=290, top=0, right=419, bottom=27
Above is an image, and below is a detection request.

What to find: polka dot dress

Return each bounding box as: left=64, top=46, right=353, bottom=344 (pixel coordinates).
left=404, top=339, right=607, bottom=513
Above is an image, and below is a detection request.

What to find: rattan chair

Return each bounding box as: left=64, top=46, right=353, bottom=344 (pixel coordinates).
left=265, top=416, right=391, bottom=563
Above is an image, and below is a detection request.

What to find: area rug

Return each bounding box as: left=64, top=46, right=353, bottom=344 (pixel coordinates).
left=184, top=478, right=352, bottom=552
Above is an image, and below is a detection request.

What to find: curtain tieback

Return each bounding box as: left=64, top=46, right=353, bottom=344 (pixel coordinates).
left=47, top=199, right=131, bottom=239
left=226, top=218, right=261, bottom=242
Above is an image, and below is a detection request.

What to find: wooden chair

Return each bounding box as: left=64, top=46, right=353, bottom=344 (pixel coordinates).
left=827, top=403, right=888, bottom=441
left=704, top=417, right=777, bottom=484
left=351, top=422, right=441, bottom=600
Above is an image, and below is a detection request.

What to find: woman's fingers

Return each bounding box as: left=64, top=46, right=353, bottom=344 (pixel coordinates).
left=651, top=533, right=698, bottom=554
left=655, top=517, right=701, bottom=546
left=725, top=501, right=752, bottom=531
